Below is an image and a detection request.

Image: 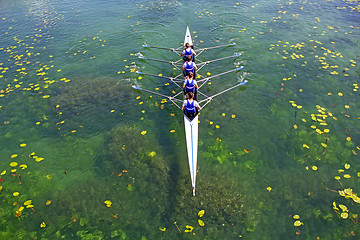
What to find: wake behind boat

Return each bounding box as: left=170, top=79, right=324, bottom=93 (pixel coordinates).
left=133, top=27, right=247, bottom=196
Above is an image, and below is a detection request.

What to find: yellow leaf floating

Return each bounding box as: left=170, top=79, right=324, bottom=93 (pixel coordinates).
left=294, top=220, right=302, bottom=227
left=344, top=163, right=350, bottom=169
left=10, top=162, right=17, bottom=167
left=293, top=215, right=300, bottom=219
left=19, top=164, right=27, bottom=170
left=13, top=192, right=19, bottom=196
left=170, top=130, right=175, bottom=133
left=312, top=166, right=318, bottom=171
left=339, top=204, right=348, bottom=212
left=198, top=219, right=205, bottom=226
left=344, top=174, right=351, bottom=179
left=104, top=200, right=112, bottom=207
left=141, top=130, right=147, bottom=135
left=11, top=154, right=18, bottom=158
left=293, top=124, right=298, bottom=129
left=341, top=212, right=348, bottom=219
left=40, top=222, right=46, bottom=228
left=42, top=95, right=50, bottom=99
left=24, top=200, right=32, bottom=206
left=321, top=143, right=327, bottom=148
left=35, top=157, right=44, bottom=162
left=333, top=202, right=339, bottom=210
left=1, top=170, right=6, bottom=175
left=267, top=186, right=272, bottom=192
left=303, top=144, right=309, bottom=149
left=20, top=143, right=26, bottom=147
left=198, top=210, right=205, bottom=217
left=185, top=225, right=194, bottom=233
left=159, top=227, right=166, bottom=232
left=231, top=114, right=236, bottom=118
left=148, top=151, right=156, bottom=157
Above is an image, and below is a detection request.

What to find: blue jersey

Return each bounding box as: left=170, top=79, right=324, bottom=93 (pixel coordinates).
left=182, top=48, right=194, bottom=56
left=183, top=61, right=196, bottom=75
left=185, top=100, right=196, bottom=113
left=184, top=78, right=196, bottom=92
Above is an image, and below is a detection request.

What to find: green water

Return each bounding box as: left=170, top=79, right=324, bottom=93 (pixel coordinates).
left=1, top=0, right=359, bottom=239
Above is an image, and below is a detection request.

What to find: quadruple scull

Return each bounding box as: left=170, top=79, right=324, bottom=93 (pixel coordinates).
left=133, top=26, right=247, bottom=196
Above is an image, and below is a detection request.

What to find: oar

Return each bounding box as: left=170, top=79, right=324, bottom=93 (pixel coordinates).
left=198, top=66, right=244, bottom=89
left=138, top=56, right=182, bottom=70
left=132, top=85, right=183, bottom=104
left=199, top=80, right=248, bottom=108
left=196, top=43, right=236, bottom=56
left=136, top=71, right=183, bottom=88
left=139, top=56, right=183, bottom=66
left=143, top=45, right=177, bottom=51
left=139, top=56, right=174, bottom=64
left=136, top=71, right=181, bottom=81
left=143, top=44, right=182, bottom=56
left=197, top=53, right=242, bottom=71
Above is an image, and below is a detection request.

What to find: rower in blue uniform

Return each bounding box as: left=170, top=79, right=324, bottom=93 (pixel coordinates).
left=181, top=91, right=201, bottom=120
left=181, top=42, right=196, bottom=62
left=182, top=55, right=197, bottom=77
left=182, top=71, right=198, bottom=100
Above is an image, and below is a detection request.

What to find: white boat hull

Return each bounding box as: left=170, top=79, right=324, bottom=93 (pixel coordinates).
left=184, top=114, right=198, bottom=196
left=184, top=26, right=193, bottom=47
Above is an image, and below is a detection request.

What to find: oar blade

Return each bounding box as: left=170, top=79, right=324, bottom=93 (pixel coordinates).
left=132, top=85, right=141, bottom=90
left=239, top=80, right=248, bottom=86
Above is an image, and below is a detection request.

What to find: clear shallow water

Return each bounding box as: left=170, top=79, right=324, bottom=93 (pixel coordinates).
left=0, top=0, right=359, bottom=239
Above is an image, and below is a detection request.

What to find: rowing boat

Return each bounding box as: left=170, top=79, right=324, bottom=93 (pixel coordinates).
left=133, top=26, right=247, bottom=196
left=183, top=27, right=198, bottom=196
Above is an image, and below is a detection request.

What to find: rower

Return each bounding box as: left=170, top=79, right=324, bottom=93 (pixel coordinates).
left=181, top=42, right=196, bottom=62
left=182, top=71, right=198, bottom=100
left=181, top=91, right=201, bottom=120
left=182, top=55, right=197, bottom=77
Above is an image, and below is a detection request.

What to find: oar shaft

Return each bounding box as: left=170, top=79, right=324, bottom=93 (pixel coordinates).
left=196, top=43, right=236, bottom=53
left=198, top=66, right=243, bottom=89
left=143, top=45, right=176, bottom=51
left=140, top=57, right=183, bottom=66
left=199, top=80, right=248, bottom=106
left=140, top=57, right=172, bottom=64
left=132, top=85, right=183, bottom=102
left=137, top=71, right=172, bottom=80
left=136, top=71, right=183, bottom=89
left=197, top=53, right=241, bottom=67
